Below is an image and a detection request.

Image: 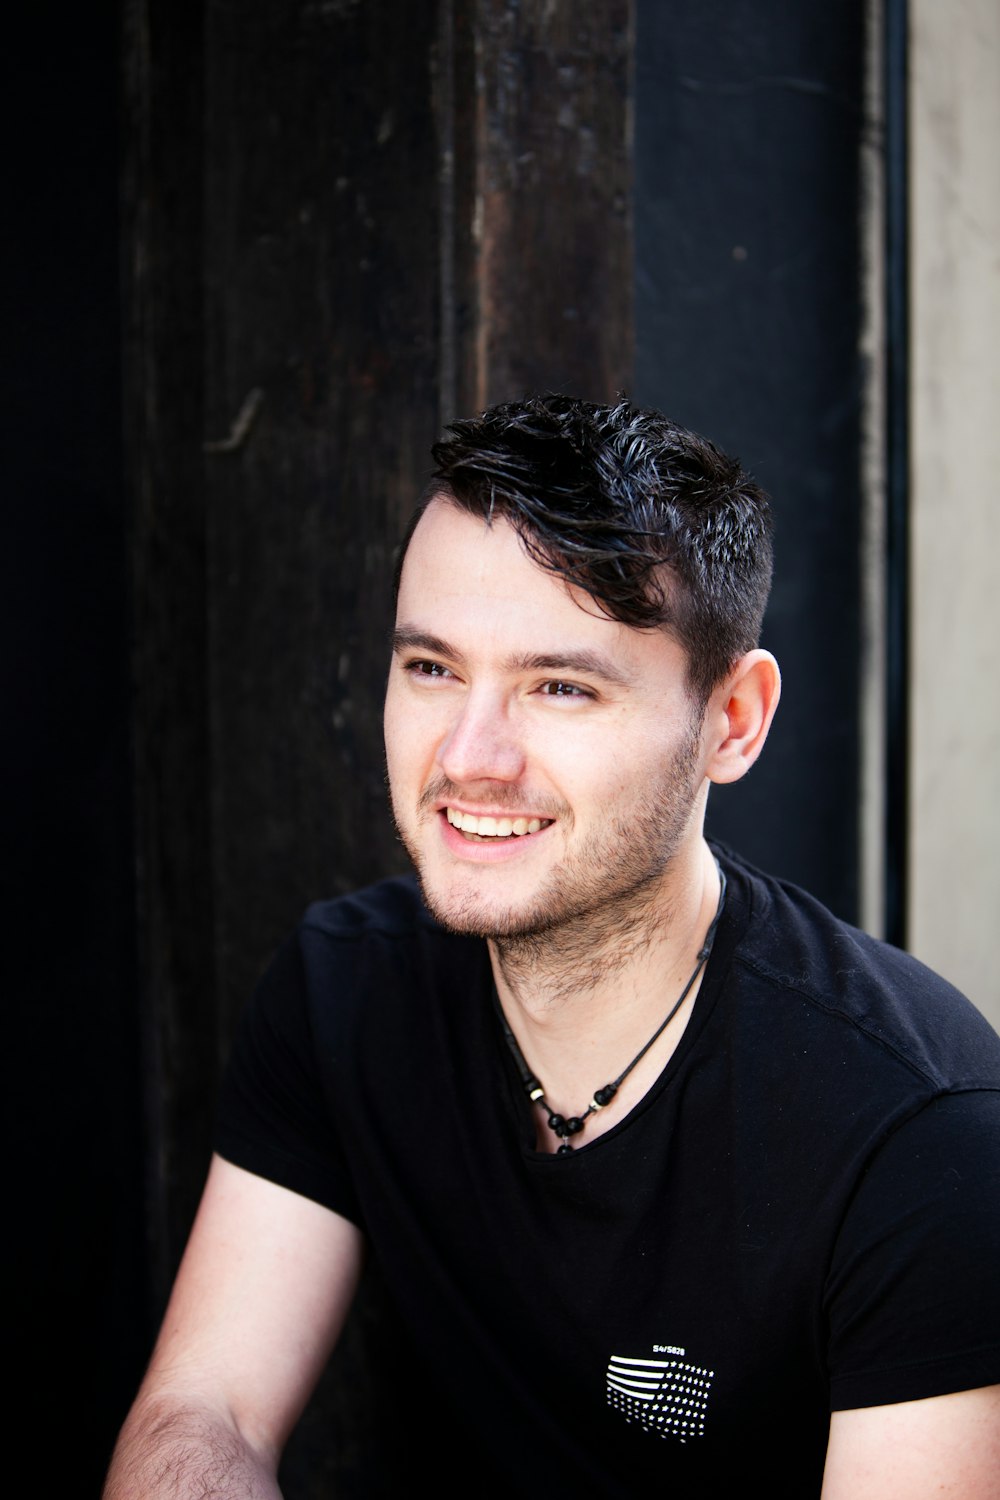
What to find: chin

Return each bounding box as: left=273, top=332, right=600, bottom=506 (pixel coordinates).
left=414, top=872, right=539, bottom=940
left=393, top=816, right=549, bottom=938
left=414, top=864, right=645, bottom=944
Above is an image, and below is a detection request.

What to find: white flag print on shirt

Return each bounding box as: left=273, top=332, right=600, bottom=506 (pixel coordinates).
left=605, top=1350, right=714, bottom=1442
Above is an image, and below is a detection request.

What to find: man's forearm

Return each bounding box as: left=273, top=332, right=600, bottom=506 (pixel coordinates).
left=103, top=1392, right=282, bottom=1500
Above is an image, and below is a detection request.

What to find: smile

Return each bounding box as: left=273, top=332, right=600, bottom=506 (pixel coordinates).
left=445, top=807, right=553, bottom=839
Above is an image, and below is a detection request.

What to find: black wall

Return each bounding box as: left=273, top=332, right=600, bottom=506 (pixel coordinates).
left=5, top=2, right=149, bottom=1491
left=636, top=0, right=868, bottom=921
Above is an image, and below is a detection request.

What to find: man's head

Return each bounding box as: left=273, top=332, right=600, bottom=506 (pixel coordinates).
left=384, top=396, right=780, bottom=944
left=394, top=393, right=774, bottom=706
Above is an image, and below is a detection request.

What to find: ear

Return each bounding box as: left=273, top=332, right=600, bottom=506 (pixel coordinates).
left=702, top=650, right=781, bottom=786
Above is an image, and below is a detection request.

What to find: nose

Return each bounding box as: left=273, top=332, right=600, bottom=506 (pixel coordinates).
left=436, top=688, right=526, bottom=786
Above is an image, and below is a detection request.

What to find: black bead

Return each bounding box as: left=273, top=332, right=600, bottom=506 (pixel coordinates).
left=566, top=1117, right=584, bottom=1135
left=548, top=1113, right=568, bottom=1136
left=557, top=1142, right=574, bottom=1155
left=593, top=1084, right=617, bottom=1107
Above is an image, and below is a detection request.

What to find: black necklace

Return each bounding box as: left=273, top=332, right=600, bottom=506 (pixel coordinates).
left=495, top=866, right=726, bottom=1155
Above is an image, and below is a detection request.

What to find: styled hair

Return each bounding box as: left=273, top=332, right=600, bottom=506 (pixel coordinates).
left=395, top=393, right=773, bottom=703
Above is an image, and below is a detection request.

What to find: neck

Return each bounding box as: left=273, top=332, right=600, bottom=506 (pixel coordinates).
left=490, top=871, right=674, bottom=1007
left=490, top=837, right=719, bottom=1010
left=490, top=840, right=723, bottom=1148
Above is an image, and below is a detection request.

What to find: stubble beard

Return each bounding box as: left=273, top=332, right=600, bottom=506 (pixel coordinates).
left=390, top=723, right=704, bottom=992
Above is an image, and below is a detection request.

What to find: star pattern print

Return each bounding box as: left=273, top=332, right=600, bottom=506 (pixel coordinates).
left=605, top=1351, right=714, bottom=1442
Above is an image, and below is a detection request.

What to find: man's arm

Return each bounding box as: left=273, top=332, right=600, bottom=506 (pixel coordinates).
left=822, top=1385, right=1000, bottom=1500
left=103, top=1154, right=364, bottom=1499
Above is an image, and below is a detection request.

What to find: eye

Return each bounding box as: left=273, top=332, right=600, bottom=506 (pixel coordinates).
left=404, top=658, right=454, bottom=679
left=538, top=679, right=592, bottom=699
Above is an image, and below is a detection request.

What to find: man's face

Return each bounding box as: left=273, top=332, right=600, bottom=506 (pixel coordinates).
left=384, top=498, right=709, bottom=941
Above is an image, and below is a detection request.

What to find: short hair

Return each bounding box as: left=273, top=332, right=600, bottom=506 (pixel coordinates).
left=394, top=393, right=773, bottom=703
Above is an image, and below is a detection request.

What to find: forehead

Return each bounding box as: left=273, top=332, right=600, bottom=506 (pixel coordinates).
left=396, top=497, right=690, bottom=683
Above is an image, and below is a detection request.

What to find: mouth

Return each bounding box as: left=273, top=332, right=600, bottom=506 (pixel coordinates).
left=444, top=806, right=553, bottom=841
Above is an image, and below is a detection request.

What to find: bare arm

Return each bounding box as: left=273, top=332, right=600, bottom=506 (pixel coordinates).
left=103, top=1154, right=364, bottom=1499
left=822, top=1385, right=1000, bottom=1500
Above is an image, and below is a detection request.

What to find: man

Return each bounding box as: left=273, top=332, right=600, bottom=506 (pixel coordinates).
left=105, top=395, right=1000, bottom=1497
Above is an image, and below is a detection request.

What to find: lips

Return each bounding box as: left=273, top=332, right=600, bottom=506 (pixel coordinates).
left=445, top=807, right=553, bottom=839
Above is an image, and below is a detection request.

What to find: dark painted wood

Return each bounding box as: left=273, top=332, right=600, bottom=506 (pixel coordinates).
left=125, top=0, right=218, bottom=1295
left=202, top=0, right=441, bottom=1043
left=450, top=0, right=633, bottom=411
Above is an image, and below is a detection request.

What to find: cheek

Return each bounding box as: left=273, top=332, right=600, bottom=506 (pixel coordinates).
left=383, top=687, right=442, bottom=790
left=382, top=687, right=410, bottom=783
left=528, top=730, right=617, bottom=809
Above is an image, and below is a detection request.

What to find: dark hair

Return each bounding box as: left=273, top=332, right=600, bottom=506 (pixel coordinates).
left=395, top=393, right=773, bottom=702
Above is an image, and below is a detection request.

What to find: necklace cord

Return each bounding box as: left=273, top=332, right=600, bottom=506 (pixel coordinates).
left=494, top=863, right=728, bottom=1154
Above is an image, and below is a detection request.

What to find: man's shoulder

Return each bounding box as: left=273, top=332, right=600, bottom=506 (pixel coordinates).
left=300, top=872, right=436, bottom=941
left=255, top=876, right=488, bottom=1030
left=293, top=874, right=486, bottom=979
left=717, top=845, right=1000, bottom=1092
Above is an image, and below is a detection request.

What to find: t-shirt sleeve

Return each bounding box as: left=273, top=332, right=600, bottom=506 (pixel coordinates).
left=214, top=928, right=365, bottom=1229
left=826, top=1089, right=1000, bottom=1409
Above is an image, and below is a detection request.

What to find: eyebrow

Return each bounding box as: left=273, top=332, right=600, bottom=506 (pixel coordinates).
left=391, top=627, right=636, bottom=688
left=392, top=627, right=458, bottom=660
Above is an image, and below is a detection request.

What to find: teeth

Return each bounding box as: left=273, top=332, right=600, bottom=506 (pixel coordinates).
left=446, top=808, right=547, bottom=837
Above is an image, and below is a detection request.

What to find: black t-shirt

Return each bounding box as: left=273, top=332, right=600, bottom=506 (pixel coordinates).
left=217, top=848, right=1000, bottom=1496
